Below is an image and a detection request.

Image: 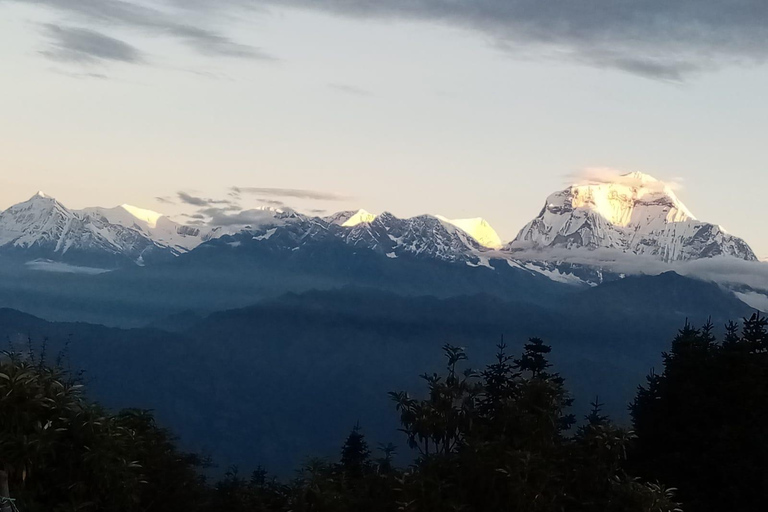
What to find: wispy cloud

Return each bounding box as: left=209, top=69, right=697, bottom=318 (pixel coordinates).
left=41, top=24, right=144, bottom=64
left=232, top=186, right=349, bottom=201
left=181, top=213, right=207, bottom=220
left=12, top=0, right=275, bottom=67
left=155, top=196, right=176, bottom=205
left=50, top=68, right=110, bottom=79
left=177, top=191, right=237, bottom=207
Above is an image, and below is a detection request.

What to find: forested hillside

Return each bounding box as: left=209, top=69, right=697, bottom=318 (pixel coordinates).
left=3, top=313, right=767, bottom=511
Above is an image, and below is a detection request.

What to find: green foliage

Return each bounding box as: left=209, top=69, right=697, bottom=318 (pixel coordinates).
left=0, top=349, right=208, bottom=512
left=631, top=313, right=768, bottom=512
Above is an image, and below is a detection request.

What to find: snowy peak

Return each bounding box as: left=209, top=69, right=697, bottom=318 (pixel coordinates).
left=560, top=172, right=695, bottom=227
left=327, top=209, right=377, bottom=227
left=0, top=192, right=75, bottom=247
left=343, top=212, right=489, bottom=263
left=0, top=192, right=170, bottom=267
left=342, top=209, right=376, bottom=227
left=436, top=216, right=503, bottom=249
left=326, top=209, right=503, bottom=249
left=20, top=191, right=65, bottom=210
left=81, top=205, right=205, bottom=254
left=509, top=172, right=756, bottom=262
left=120, top=204, right=163, bottom=229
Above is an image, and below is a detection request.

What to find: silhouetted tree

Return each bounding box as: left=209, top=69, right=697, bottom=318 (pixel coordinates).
left=340, top=423, right=371, bottom=479
left=387, top=339, right=678, bottom=512
left=631, top=316, right=768, bottom=512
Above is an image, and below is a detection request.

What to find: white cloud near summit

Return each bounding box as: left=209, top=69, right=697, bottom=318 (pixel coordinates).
left=563, top=168, right=684, bottom=193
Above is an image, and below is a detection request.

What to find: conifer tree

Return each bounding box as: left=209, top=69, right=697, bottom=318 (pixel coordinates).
left=631, top=317, right=768, bottom=512
left=741, top=312, right=768, bottom=352
left=340, top=423, right=371, bottom=479
left=515, top=337, right=552, bottom=377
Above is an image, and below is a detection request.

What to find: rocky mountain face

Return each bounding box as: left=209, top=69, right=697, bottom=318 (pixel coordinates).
left=507, top=172, right=756, bottom=262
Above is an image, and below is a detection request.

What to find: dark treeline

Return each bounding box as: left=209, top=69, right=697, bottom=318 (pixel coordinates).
left=1, top=314, right=767, bottom=512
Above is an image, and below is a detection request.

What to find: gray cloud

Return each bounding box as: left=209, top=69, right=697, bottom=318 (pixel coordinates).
left=244, top=0, right=768, bottom=81
left=329, top=83, right=373, bottom=96
left=41, top=24, right=144, bottom=64
left=171, top=25, right=273, bottom=60
left=205, top=208, right=284, bottom=227
left=155, top=196, right=176, bottom=204
left=177, top=191, right=236, bottom=207
left=19, top=0, right=768, bottom=79
left=197, top=205, right=242, bottom=216
left=232, top=186, right=348, bottom=201
left=16, top=0, right=768, bottom=80
left=13, top=0, right=275, bottom=63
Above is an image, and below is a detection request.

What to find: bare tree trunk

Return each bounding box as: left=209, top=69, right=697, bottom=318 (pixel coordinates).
left=0, top=469, right=11, bottom=512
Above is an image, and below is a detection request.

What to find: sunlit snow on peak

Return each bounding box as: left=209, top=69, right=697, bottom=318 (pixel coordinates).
left=564, top=172, right=695, bottom=228
left=511, top=170, right=756, bottom=262
left=120, top=204, right=163, bottom=228
left=436, top=216, right=503, bottom=249
left=341, top=209, right=376, bottom=227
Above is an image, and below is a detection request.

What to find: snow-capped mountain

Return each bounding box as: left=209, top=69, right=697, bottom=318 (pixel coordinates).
left=341, top=212, right=489, bottom=263
left=0, top=192, right=171, bottom=266
left=0, top=192, right=503, bottom=269
left=325, top=209, right=376, bottom=227
left=81, top=204, right=208, bottom=254
left=507, top=172, right=756, bottom=262
left=213, top=210, right=495, bottom=265
left=327, top=209, right=503, bottom=250
left=435, top=216, right=503, bottom=249
left=0, top=173, right=760, bottom=283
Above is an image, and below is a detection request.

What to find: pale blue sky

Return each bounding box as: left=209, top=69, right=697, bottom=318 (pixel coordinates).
left=1, top=1, right=767, bottom=255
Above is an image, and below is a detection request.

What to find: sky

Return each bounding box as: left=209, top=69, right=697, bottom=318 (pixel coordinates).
left=1, top=1, right=768, bottom=255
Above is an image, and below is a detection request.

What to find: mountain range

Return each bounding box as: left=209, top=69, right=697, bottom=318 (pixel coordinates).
left=0, top=172, right=757, bottom=272
left=0, top=172, right=764, bottom=328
